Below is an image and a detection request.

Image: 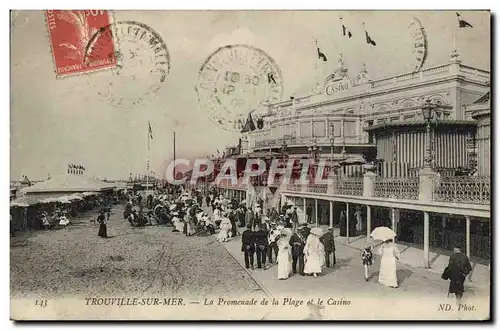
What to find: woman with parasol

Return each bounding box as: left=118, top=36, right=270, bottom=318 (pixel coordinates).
left=370, top=227, right=400, bottom=288
left=303, top=227, right=326, bottom=278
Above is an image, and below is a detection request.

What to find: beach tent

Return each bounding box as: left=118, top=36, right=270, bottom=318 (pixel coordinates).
left=20, top=173, right=115, bottom=204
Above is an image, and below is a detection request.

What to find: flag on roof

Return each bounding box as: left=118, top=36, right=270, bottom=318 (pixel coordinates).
left=317, top=47, right=328, bottom=62
left=456, top=12, right=473, bottom=28
left=365, top=30, right=376, bottom=46
left=241, top=112, right=256, bottom=133
left=148, top=120, right=154, bottom=139
left=342, top=24, right=352, bottom=38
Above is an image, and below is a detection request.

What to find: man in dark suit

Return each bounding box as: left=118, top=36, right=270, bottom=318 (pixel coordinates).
left=253, top=208, right=263, bottom=231
left=228, top=208, right=238, bottom=237
left=291, top=206, right=299, bottom=233
left=306, top=206, right=312, bottom=224
left=245, top=208, right=255, bottom=231
left=236, top=206, right=245, bottom=228
left=444, top=244, right=472, bottom=304
left=300, top=224, right=311, bottom=241
left=269, top=207, right=279, bottom=222
left=289, top=230, right=305, bottom=275
left=267, top=222, right=280, bottom=264
left=241, top=223, right=255, bottom=269
left=320, top=227, right=336, bottom=267
left=254, top=224, right=269, bottom=270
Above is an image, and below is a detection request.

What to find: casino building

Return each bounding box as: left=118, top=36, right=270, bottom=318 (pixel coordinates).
left=207, top=47, right=490, bottom=269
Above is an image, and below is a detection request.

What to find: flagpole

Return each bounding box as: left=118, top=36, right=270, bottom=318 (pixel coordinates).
left=173, top=130, right=176, bottom=183
left=314, top=38, right=319, bottom=93
left=147, top=121, right=150, bottom=192
left=453, top=18, right=457, bottom=53
left=339, top=15, right=343, bottom=55
left=362, top=21, right=366, bottom=67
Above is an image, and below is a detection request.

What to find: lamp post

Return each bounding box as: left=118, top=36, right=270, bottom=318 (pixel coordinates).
left=308, top=137, right=322, bottom=163
left=281, top=137, right=288, bottom=162
left=329, top=123, right=335, bottom=173
left=421, top=99, right=436, bottom=169
left=308, top=137, right=322, bottom=182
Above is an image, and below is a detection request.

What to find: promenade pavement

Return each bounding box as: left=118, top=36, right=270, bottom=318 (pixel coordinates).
left=205, top=206, right=490, bottom=320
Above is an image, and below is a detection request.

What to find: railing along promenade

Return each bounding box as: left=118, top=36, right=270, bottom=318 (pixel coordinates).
left=215, top=172, right=490, bottom=206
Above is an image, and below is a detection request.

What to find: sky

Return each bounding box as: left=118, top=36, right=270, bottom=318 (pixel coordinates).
left=10, top=10, right=490, bottom=181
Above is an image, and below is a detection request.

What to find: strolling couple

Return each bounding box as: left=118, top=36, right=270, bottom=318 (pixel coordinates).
left=240, top=223, right=269, bottom=270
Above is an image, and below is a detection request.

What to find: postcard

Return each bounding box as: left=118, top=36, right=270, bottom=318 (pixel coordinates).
left=10, top=10, right=490, bottom=320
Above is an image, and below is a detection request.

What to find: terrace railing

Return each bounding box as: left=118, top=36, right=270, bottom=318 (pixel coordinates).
left=334, top=177, right=364, bottom=196
left=434, top=176, right=491, bottom=205
left=306, top=183, right=328, bottom=194
left=215, top=171, right=491, bottom=208
left=373, top=176, right=419, bottom=200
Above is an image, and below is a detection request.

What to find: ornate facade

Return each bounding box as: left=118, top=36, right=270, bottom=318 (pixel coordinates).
left=469, top=94, right=491, bottom=176
left=214, top=51, right=491, bottom=266
left=242, top=53, right=489, bottom=175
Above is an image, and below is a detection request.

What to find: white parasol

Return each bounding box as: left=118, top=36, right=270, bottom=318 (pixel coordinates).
left=370, top=226, right=396, bottom=242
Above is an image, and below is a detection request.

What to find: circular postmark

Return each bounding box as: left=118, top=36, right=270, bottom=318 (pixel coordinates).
left=196, top=44, right=284, bottom=132
left=84, top=21, right=170, bottom=108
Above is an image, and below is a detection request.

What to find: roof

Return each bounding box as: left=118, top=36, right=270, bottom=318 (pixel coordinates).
left=10, top=196, right=31, bottom=207
left=474, top=92, right=490, bottom=104
left=21, top=173, right=115, bottom=194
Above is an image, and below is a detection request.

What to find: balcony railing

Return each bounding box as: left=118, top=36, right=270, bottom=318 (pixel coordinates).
left=214, top=173, right=491, bottom=207
left=334, top=177, right=364, bottom=196
left=373, top=176, right=419, bottom=200
left=434, top=176, right=491, bottom=205
left=286, top=184, right=302, bottom=192
left=306, top=183, right=328, bottom=194
left=254, top=135, right=362, bottom=149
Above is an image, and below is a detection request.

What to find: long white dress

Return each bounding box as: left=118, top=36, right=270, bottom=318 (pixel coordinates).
left=213, top=209, right=221, bottom=222
left=378, top=243, right=400, bottom=288
left=172, top=217, right=184, bottom=232
left=217, top=217, right=232, bottom=242
left=303, top=234, right=325, bottom=274
left=355, top=210, right=363, bottom=232
left=277, top=237, right=292, bottom=279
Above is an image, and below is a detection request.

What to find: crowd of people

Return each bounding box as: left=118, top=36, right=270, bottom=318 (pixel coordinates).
left=100, top=185, right=473, bottom=304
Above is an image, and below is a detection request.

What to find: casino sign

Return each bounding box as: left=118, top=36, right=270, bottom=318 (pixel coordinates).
left=324, top=76, right=353, bottom=96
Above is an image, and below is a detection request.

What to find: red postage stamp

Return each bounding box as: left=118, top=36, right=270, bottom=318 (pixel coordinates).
left=45, top=10, right=116, bottom=77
